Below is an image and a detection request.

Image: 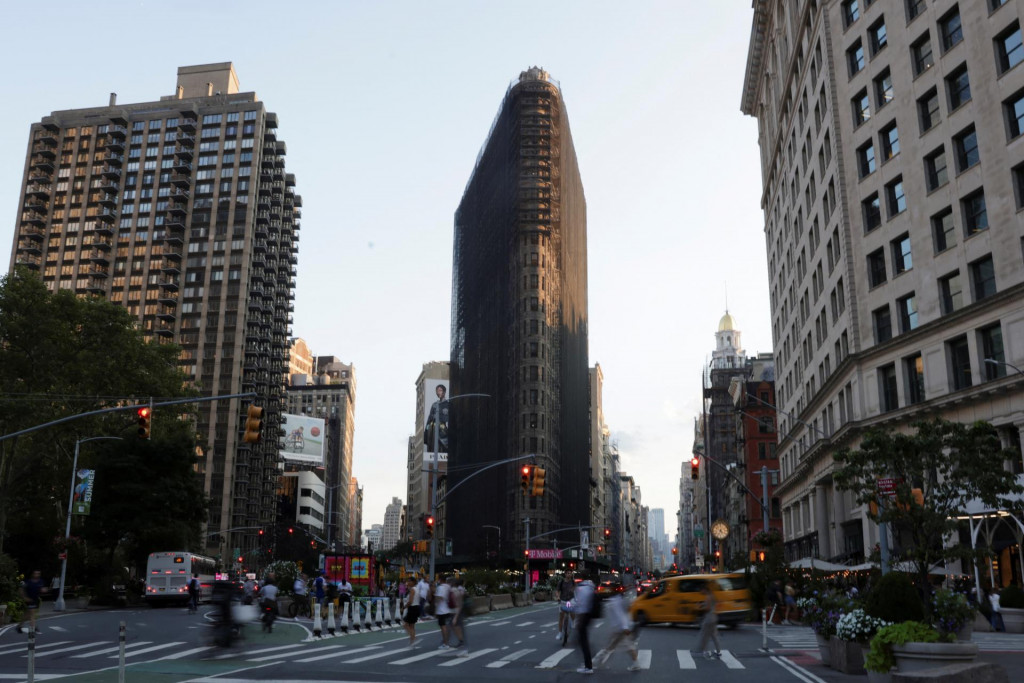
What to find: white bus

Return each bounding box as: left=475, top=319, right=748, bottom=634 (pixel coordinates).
left=145, top=551, right=216, bottom=605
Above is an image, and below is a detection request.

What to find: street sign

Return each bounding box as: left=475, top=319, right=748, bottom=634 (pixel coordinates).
left=696, top=554, right=705, bottom=567
left=528, top=549, right=564, bottom=560
left=877, top=477, right=899, bottom=498
left=581, top=531, right=589, bottom=550
left=694, top=526, right=705, bottom=538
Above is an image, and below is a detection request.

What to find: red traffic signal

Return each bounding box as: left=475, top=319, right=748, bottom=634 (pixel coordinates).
left=690, top=456, right=700, bottom=480
left=425, top=515, right=435, bottom=538
left=520, top=466, right=533, bottom=495
left=603, top=528, right=611, bottom=538
left=137, top=407, right=152, bottom=439
left=288, top=527, right=294, bottom=535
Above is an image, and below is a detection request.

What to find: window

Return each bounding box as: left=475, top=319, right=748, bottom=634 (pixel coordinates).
left=1005, top=90, right=1024, bottom=138
left=904, top=354, right=925, bottom=405
left=886, top=177, right=906, bottom=216
left=870, top=18, right=888, bottom=55
left=912, top=34, right=934, bottom=75
left=843, top=0, right=860, bottom=27
left=873, top=305, right=893, bottom=343
left=863, top=193, right=882, bottom=232
left=919, top=88, right=940, bottom=132
left=853, top=90, right=871, bottom=126
left=970, top=255, right=996, bottom=300
left=991, top=0, right=1009, bottom=10
left=892, top=234, right=912, bottom=274
left=857, top=141, right=876, bottom=177
left=879, top=364, right=899, bottom=412
left=1013, top=163, right=1024, bottom=209
left=978, top=324, right=1006, bottom=381
left=939, top=271, right=963, bottom=314
left=953, top=127, right=979, bottom=171
left=881, top=122, right=900, bottom=160
left=947, top=65, right=971, bottom=109
left=962, top=191, right=988, bottom=236
left=848, top=40, right=866, bottom=76
left=940, top=8, right=964, bottom=51
left=907, top=0, right=926, bottom=21
left=875, top=70, right=894, bottom=108
left=947, top=335, right=972, bottom=390
left=897, top=293, right=919, bottom=332
left=925, top=147, right=948, bottom=190
left=997, top=23, right=1024, bottom=73
left=932, top=208, right=955, bottom=252
left=868, top=248, right=887, bottom=287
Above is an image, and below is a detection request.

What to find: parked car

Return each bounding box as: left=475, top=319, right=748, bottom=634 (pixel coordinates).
left=629, top=573, right=751, bottom=628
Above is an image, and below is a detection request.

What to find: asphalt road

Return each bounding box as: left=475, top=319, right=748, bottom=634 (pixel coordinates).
left=1, top=602, right=1021, bottom=682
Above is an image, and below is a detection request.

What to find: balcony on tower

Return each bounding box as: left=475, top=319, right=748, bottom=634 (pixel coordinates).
left=154, top=319, right=175, bottom=337
left=157, top=275, right=179, bottom=290
left=99, top=164, right=121, bottom=179
left=15, top=253, right=42, bottom=269
left=17, top=238, right=43, bottom=254
left=29, top=154, right=55, bottom=172
left=95, top=206, right=119, bottom=223
left=156, top=304, right=177, bottom=321
left=102, top=135, right=125, bottom=152
left=97, top=192, right=117, bottom=206
left=82, top=276, right=106, bottom=293
left=174, top=142, right=194, bottom=159
left=100, top=151, right=124, bottom=165
left=169, top=171, right=191, bottom=186
left=31, top=142, right=57, bottom=158
left=178, top=116, right=197, bottom=132
left=80, top=263, right=109, bottom=278
left=83, top=249, right=110, bottom=264
left=25, top=182, right=51, bottom=200
left=107, top=124, right=127, bottom=138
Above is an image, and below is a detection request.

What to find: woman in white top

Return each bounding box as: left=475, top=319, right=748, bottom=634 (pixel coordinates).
left=402, top=576, right=421, bottom=645
left=594, top=591, right=641, bottom=671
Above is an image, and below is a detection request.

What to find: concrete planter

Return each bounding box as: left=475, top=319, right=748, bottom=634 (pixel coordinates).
left=829, top=638, right=866, bottom=675
left=866, top=670, right=891, bottom=683
left=1001, top=607, right=1024, bottom=633
left=891, top=642, right=978, bottom=672
left=954, top=620, right=973, bottom=642
left=816, top=634, right=832, bottom=667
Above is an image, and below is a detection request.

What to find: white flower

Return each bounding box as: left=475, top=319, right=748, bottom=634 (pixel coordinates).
left=836, top=608, right=889, bottom=642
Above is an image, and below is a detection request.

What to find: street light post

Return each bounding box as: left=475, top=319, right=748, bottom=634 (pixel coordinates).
left=55, top=436, right=123, bottom=612
left=984, top=358, right=1024, bottom=377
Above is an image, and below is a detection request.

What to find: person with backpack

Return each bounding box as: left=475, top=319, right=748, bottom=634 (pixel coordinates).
left=187, top=572, right=201, bottom=614
left=312, top=571, right=326, bottom=610
left=573, top=573, right=599, bottom=674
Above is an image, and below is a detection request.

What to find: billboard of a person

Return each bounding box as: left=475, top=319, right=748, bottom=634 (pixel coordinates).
left=423, top=382, right=449, bottom=454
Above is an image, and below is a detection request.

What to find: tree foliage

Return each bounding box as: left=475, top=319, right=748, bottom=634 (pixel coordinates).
left=833, top=419, right=1022, bottom=588
left=0, top=268, right=203, bottom=580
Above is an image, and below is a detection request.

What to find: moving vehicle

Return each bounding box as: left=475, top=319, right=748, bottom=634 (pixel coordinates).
left=145, top=551, right=216, bottom=605
left=629, top=573, right=751, bottom=628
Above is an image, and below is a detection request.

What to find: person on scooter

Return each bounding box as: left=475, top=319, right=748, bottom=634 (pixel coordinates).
left=259, top=576, right=279, bottom=632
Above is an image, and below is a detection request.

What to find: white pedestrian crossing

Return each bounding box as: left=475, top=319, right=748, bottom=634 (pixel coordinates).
left=72, top=641, right=153, bottom=658
left=120, top=642, right=186, bottom=658
left=388, top=648, right=446, bottom=665
left=515, top=621, right=534, bottom=627
left=155, top=645, right=216, bottom=660
left=636, top=649, right=652, bottom=669
left=677, top=649, right=696, bottom=669
left=720, top=650, right=744, bottom=669
left=338, top=645, right=413, bottom=664
left=292, top=644, right=361, bottom=663
left=486, top=647, right=535, bottom=668
left=0, top=641, right=71, bottom=657
left=438, top=647, right=498, bottom=665
left=536, top=647, right=574, bottom=669
left=30, top=641, right=106, bottom=657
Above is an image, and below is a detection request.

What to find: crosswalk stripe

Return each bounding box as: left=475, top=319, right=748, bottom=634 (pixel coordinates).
left=677, top=649, right=696, bottom=669
left=720, top=650, right=744, bottom=669
left=121, top=642, right=186, bottom=658
left=73, top=641, right=153, bottom=658
left=541, top=622, right=557, bottom=628
left=0, top=641, right=72, bottom=656
left=438, top=647, right=498, bottom=666
left=637, top=649, right=652, bottom=669
left=388, top=649, right=446, bottom=665
left=155, top=645, right=216, bottom=660
left=536, top=648, right=574, bottom=669
left=31, top=641, right=107, bottom=657
left=247, top=644, right=322, bottom=662
left=339, top=645, right=413, bottom=664
left=515, top=621, right=535, bottom=627
left=488, top=621, right=512, bottom=627
left=486, top=648, right=535, bottom=668
left=296, top=645, right=379, bottom=663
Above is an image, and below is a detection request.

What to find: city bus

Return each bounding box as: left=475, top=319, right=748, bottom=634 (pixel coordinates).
left=145, top=551, right=216, bottom=605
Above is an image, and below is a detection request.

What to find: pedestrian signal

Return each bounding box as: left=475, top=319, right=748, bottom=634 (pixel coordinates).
left=137, top=406, right=152, bottom=439
left=243, top=404, right=264, bottom=444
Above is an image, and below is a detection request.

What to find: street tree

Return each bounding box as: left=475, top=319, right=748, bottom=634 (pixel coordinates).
left=833, top=418, right=1022, bottom=589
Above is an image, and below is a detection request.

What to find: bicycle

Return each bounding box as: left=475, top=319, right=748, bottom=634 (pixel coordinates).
left=559, top=599, right=576, bottom=646
left=288, top=595, right=312, bottom=619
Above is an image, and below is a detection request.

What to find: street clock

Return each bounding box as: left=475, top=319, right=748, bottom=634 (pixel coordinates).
left=711, top=519, right=730, bottom=540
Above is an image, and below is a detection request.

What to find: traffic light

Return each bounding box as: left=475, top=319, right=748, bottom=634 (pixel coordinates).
left=603, top=528, right=611, bottom=540
left=758, top=550, right=766, bottom=563
left=521, top=465, right=533, bottom=495
left=531, top=467, right=546, bottom=496
left=288, top=527, right=294, bottom=535
left=137, top=406, right=152, bottom=439
left=237, top=556, right=244, bottom=563
left=243, top=404, right=264, bottom=444
left=425, top=515, right=435, bottom=538
left=691, top=456, right=700, bottom=480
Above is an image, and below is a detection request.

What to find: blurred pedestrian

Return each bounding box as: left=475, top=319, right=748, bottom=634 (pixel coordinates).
left=989, top=588, right=1006, bottom=632
left=16, top=570, right=46, bottom=634
left=402, top=576, right=421, bottom=646
left=574, top=573, right=597, bottom=674
left=593, top=589, right=640, bottom=671
left=696, top=583, right=722, bottom=658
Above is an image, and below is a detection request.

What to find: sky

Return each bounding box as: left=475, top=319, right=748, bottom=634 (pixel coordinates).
left=0, top=1, right=771, bottom=534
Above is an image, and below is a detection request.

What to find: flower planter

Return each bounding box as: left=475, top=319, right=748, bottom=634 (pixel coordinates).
left=891, top=642, right=978, bottom=672
left=1002, top=607, right=1024, bottom=634
left=816, top=634, right=832, bottom=667
left=866, top=670, right=891, bottom=683
left=829, top=638, right=866, bottom=675
left=954, top=620, right=973, bottom=642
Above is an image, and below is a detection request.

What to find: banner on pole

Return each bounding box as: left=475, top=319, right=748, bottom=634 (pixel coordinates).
left=72, top=469, right=95, bottom=515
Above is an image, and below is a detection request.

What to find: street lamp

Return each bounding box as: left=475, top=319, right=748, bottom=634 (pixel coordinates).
left=55, top=436, right=123, bottom=612
left=428, top=392, right=489, bottom=581
left=984, top=358, right=1024, bottom=377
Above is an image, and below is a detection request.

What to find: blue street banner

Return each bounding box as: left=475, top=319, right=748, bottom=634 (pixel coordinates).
left=72, top=469, right=95, bottom=515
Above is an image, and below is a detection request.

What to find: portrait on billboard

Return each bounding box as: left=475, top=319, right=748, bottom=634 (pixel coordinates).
left=423, top=379, right=449, bottom=455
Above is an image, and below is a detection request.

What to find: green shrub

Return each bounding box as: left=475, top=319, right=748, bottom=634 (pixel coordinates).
left=263, top=560, right=299, bottom=593
left=865, top=620, right=945, bottom=673
left=864, top=572, right=924, bottom=624
left=5, top=599, right=25, bottom=624
left=0, top=554, right=21, bottom=604
left=999, top=585, right=1024, bottom=609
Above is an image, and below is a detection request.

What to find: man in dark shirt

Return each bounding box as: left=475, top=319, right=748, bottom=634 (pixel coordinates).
left=17, top=570, right=46, bottom=634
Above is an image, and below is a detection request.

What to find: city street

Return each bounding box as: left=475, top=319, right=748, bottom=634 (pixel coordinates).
left=1, top=602, right=1022, bottom=682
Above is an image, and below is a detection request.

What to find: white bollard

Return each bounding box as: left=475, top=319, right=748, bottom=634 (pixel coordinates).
left=313, top=602, right=322, bottom=637
left=383, top=597, right=394, bottom=627
left=26, top=629, right=35, bottom=683
left=118, top=621, right=126, bottom=683
left=352, top=600, right=361, bottom=632
left=362, top=599, right=372, bottom=631
left=374, top=599, right=383, bottom=629
left=327, top=601, right=336, bottom=636
left=341, top=599, right=350, bottom=633
left=761, top=608, right=770, bottom=652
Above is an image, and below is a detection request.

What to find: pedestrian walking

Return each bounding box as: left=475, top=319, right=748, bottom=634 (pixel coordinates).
left=312, top=571, right=326, bottom=609
left=783, top=582, right=797, bottom=624
left=402, top=576, right=421, bottom=646
left=433, top=575, right=453, bottom=649
left=593, top=590, right=640, bottom=671
left=696, top=583, right=722, bottom=658
left=574, top=573, right=598, bottom=674
left=989, top=588, right=1006, bottom=632
left=416, top=575, right=432, bottom=619
left=187, top=572, right=201, bottom=614
left=450, top=577, right=468, bottom=653
left=16, top=570, right=46, bottom=634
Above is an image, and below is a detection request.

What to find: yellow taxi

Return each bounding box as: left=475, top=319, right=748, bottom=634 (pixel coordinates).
left=629, top=573, right=751, bottom=628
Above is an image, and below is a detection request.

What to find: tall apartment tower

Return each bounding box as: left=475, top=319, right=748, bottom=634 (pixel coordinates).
left=9, top=63, right=301, bottom=559
left=742, top=2, right=1024, bottom=564
left=382, top=496, right=403, bottom=551
left=449, top=67, right=590, bottom=561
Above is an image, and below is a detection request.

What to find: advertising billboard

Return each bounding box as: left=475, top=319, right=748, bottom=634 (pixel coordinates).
left=280, top=413, right=326, bottom=465
left=422, top=379, right=449, bottom=461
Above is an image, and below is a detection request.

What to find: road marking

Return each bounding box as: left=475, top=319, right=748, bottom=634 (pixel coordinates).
left=677, top=649, right=696, bottom=669
left=772, top=655, right=828, bottom=683
left=542, top=622, right=557, bottom=628
left=30, top=641, right=108, bottom=657
left=388, top=649, right=446, bottom=665
left=516, top=621, right=535, bottom=627
left=296, top=645, right=380, bottom=663
left=536, top=648, right=574, bottom=669
left=246, top=644, right=322, bottom=661
left=339, top=645, right=413, bottom=664
left=225, top=642, right=307, bottom=660
left=486, top=648, right=534, bottom=668
left=720, top=650, right=744, bottom=669
left=0, top=641, right=72, bottom=656
left=73, top=641, right=153, bottom=658
left=0, top=675, right=65, bottom=680
left=488, top=621, right=512, bottom=627
left=156, top=645, right=216, bottom=660
left=637, top=649, right=652, bottom=669
left=121, top=642, right=186, bottom=658
left=438, top=647, right=498, bottom=666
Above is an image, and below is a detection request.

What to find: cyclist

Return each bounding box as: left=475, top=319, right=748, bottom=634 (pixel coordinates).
left=557, top=572, right=576, bottom=641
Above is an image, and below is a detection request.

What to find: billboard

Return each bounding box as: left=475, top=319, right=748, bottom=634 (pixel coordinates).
left=422, top=379, right=449, bottom=459
left=280, top=413, right=326, bottom=465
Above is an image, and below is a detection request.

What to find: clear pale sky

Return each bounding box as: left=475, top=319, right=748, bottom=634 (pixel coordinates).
left=0, top=1, right=770, bottom=534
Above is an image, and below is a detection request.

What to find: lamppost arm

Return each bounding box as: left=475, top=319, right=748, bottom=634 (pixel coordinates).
left=984, top=358, right=1024, bottom=376
left=435, top=453, right=535, bottom=506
